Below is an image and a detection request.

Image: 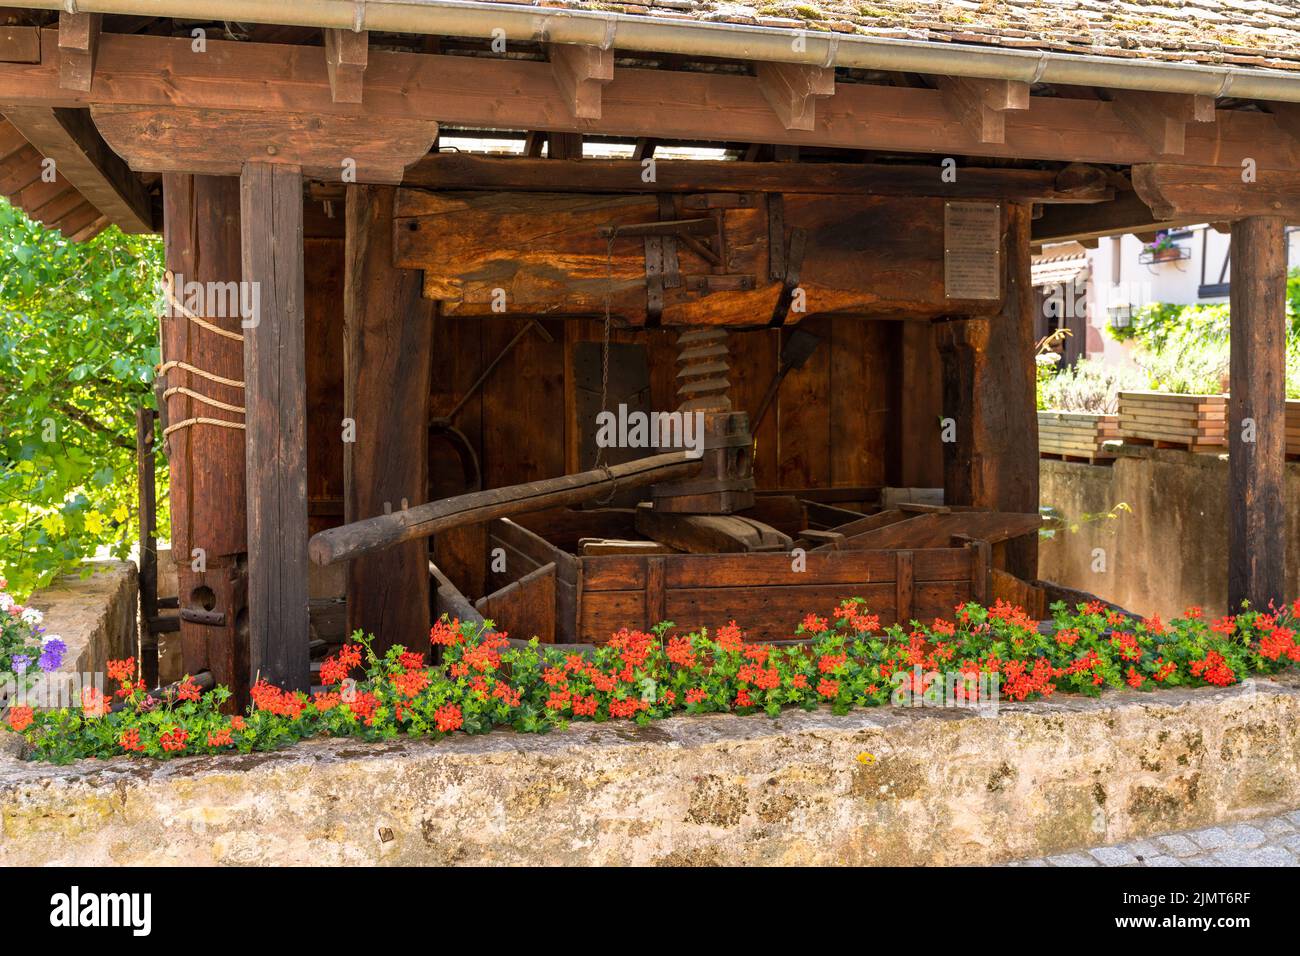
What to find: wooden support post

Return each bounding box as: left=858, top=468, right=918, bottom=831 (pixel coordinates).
left=936, top=204, right=1039, bottom=581
left=240, top=162, right=309, bottom=693
left=1228, top=216, right=1287, bottom=611
left=161, top=174, right=250, bottom=706
left=58, top=12, right=100, bottom=92
left=344, top=184, right=434, bottom=654
left=134, top=407, right=160, bottom=688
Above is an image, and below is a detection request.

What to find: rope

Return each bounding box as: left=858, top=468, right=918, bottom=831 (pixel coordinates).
left=162, top=286, right=245, bottom=342
left=157, top=360, right=244, bottom=390
left=163, top=386, right=246, bottom=415
left=162, top=417, right=245, bottom=439
left=155, top=287, right=247, bottom=440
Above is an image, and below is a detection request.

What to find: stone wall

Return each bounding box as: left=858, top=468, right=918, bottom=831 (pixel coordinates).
left=1039, top=446, right=1300, bottom=619
left=20, top=560, right=138, bottom=701
left=1, top=678, right=1297, bottom=866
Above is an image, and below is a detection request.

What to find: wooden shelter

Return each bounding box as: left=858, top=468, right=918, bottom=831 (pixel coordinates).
left=2, top=1, right=1297, bottom=700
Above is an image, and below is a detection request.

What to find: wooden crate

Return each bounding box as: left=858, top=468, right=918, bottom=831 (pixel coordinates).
left=1037, top=410, right=1120, bottom=463
left=1117, top=391, right=1227, bottom=453
left=577, top=546, right=985, bottom=644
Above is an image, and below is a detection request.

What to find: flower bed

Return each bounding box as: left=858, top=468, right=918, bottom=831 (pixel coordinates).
left=8, top=595, right=1300, bottom=766
left=0, top=575, right=66, bottom=713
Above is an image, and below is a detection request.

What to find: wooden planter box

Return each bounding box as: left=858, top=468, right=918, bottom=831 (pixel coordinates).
left=461, top=512, right=993, bottom=646
left=1117, top=391, right=1227, bottom=453
left=1037, top=410, right=1120, bottom=463
left=1287, top=400, right=1300, bottom=460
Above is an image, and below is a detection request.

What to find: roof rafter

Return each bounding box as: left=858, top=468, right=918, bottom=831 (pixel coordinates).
left=2, top=105, right=154, bottom=232
left=0, top=30, right=1297, bottom=173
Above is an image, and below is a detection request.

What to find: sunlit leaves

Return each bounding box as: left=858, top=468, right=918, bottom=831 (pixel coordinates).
left=0, top=198, right=166, bottom=598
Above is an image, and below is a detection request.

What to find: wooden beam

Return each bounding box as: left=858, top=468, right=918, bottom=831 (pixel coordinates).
left=91, top=104, right=438, bottom=183
left=634, top=502, right=792, bottom=554
left=755, top=62, right=834, bottom=132
left=240, top=161, right=309, bottom=694
left=547, top=131, right=583, bottom=160
left=936, top=204, right=1039, bottom=580
left=161, top=173, right=251, bottom=708
left=938, top=77, right=1029, bottom=145
left=1033, top=189, right=1173, bottom=245
left=403, top=153, right=1112, bottom=203
left=0, top=25, right=39, bottom=63
left=343, top=184, right=434, bottom=655
left=3, top=105, right=153, bottom=232
left=1110, top=91, right=1215, bottom=157
left=4, top=32, right=1295, bottom=172
left=549, top=43, right=613, bottom=120
left=1228, top=216, right=1287, bottom=612
left=50, top=197, right=98, bottom=236
left=57, top=12, right=99, bottom=92
left=310, top=451, right=702, bottom=567
left=1132, top=162, right=1300, bottom=220
left=1269, top=102, right=1300, bottom=144
left=324, top=28, right=367, bottom=105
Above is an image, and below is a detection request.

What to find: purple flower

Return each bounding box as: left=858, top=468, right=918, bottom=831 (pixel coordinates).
left=9, top=653, right=30, bottom=674
left=38, top=638, right=66, bottom=673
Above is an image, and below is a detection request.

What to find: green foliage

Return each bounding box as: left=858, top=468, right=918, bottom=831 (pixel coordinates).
left=1037, top=357, right=1146, bottom=414
left=1040, top=268, right=1300, bottom=409
left=0, top=199, right=166, bottom=600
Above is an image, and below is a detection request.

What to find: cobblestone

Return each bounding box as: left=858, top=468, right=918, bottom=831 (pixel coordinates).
left=1013, top=809, right=1300, bottom=867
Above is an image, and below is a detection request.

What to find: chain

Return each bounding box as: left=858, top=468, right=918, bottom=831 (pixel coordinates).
left=593, top=232, right=616, bottom=471
left=593, top=231, right=618, bottom=504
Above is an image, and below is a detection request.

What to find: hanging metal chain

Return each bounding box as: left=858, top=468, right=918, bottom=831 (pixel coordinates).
left=593, top=231, right=616, bottom=471
left=593, top=231, right=618, bottom=504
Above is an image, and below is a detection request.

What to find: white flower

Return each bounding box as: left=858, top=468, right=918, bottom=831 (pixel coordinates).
left=20, top=607, right=42, bottom=626
left=41, top=632, right=61, bottom=645
left=0, top=594, right=12, bottom=611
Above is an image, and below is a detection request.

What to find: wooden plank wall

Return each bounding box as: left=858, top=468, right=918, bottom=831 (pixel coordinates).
left=427, top=314, right=939, bottom=522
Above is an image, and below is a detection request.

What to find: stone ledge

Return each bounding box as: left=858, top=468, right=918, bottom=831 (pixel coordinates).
left=1, top=677, right=1298, bottom=866
left=25, top=559, right=138, bottom=681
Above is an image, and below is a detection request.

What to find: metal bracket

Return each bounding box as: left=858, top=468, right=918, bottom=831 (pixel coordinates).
left=768, top=226, right=808, bottom=327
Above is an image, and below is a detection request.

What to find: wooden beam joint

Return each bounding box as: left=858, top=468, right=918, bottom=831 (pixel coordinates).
left=756, top=61, right=834, bottom=132
left=57, top=12, right=99, bottom=93
left=1132, top=162, right=1300, bottom=221
left=938, top=77, right=1029, bottom=145
left=549, top=43, right=613, bottom=120
left=325, top=28, right=368, bottom=104
left=1111, top=91, right=1215, bottom=157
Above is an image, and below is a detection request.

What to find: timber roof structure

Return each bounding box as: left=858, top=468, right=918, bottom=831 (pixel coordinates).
left=3, top=0, right=1300, bottom=245
left=547, top=0, right=1300, bottom=70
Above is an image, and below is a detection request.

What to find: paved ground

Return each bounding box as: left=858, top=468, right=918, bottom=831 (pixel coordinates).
left=1009, top=809, right=1300, bottom=866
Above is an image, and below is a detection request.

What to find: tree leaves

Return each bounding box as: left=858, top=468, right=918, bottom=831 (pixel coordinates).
left=0, top=198, right=167, bottom=599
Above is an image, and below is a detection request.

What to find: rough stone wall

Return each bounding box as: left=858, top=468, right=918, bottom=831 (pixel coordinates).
left=1039, top=446, right=1300, bottom=618
left=20, top=560, right=138, bottom=702
left=1, top=679, right=1297, bottom=866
